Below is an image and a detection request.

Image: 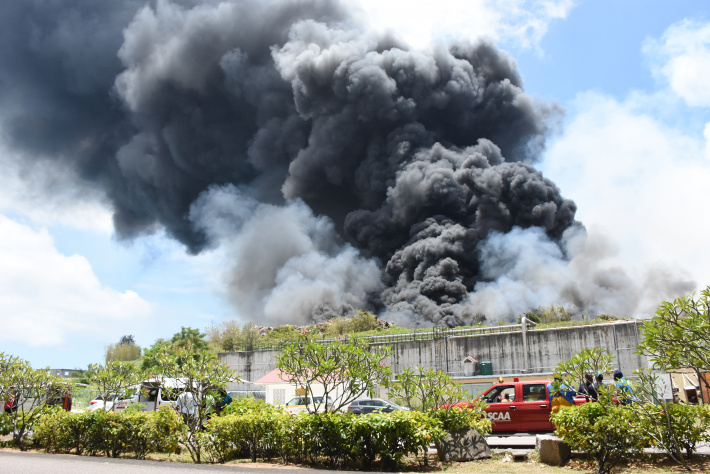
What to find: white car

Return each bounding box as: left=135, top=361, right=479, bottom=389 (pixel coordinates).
left=88, top=393, right=120, bottom=412
left=284, top=395, right=330, bottom=414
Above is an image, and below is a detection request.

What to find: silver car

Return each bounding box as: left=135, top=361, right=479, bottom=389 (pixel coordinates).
left=347, top=398, right=410, bottom=415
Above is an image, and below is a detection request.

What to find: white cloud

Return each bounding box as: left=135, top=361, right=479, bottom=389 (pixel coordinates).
left=352, top=0, right=576, bottom=50
left=0, top=214, right=151, bottom=347
left=0, top=141, right=113, bottom=232
left=644, top=20, right=710, bottom=108
left=543, top=90, right=710, bottom=289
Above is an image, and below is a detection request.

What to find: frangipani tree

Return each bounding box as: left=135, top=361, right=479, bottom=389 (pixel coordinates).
left=277, top=334, right=392, bottom=413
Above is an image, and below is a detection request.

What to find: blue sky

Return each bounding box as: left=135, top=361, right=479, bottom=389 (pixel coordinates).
left=1, top=0, right=709, bottom=369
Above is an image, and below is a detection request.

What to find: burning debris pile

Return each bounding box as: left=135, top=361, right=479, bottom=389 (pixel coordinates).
left=0, top=0, right=693, bottom=327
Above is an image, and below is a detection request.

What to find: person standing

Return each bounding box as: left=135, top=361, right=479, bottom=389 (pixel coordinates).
left=547, top=377, right=576, bottom=413
left=177, top=390, right=197, bottom=424
left=4, top=387, right=18, bottom=413
left=578, top=373, right=598, bottom=401
left=221, top=389, right=233, bottom=409
left=613, top=370, right=634, bottom=405
left=594, top=372, right=604, bottom=392
left=215, top=389, right=232, bottom=416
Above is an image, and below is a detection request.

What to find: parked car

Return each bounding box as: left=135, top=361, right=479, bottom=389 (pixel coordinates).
left=284, top=395, right=331, bottom=414
left=113, top=378, right=182, bottom=412
left=347, top=398, right=410, bottom=415
left=88, top=393, right=120, bottom=412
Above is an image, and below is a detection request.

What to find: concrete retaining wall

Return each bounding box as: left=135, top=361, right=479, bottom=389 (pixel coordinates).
left=220, top=349, right=280, bottom=391
left=219, top=321, right=647, bottom=391
left=446, top=321, right=645, bottom=376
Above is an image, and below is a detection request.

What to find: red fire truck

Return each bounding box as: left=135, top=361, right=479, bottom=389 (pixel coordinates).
left=463, top=377, right=589, bottom=433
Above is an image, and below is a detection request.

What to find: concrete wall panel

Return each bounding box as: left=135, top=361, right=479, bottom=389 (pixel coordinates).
left=219, top=321, right=647, bottom=389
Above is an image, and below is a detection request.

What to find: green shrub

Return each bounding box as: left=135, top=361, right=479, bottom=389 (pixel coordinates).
left=638, top=402, right=710, bottom=460
left=32, top=408, right=69, bottom=453
left=148, top=406, right=182, bottom=455
left=221, top=396, right=279, bottom=416
left=668, top=403, right=710, bottom=457
left=552, top=403, right=649, bottom=474
left=431, top=401, right=492, bottom=434
left=0, top=413, right=15, bottom=437
left=207, top=321, right=262, bottom=352
left=324, top=311, right=380, bottom=337
left=33, top=408, right=182, bottom=459
left=105, top=342, right=141, bottom=362
left=123, top=406, right=182, bottom=459
left=280, top=411, right=314, bottom=463
left=205, top=408, right=443, bottom=470
left=307, top=412, right=355, bottom=468
left=259, top=325, right=301, bottom=344
left=203, top=415, right=243, bottom=463
left=205, top=408, right=286, bottom=463
left=535, top=305, right=572, bottom=323
left=349, top=410, right=444, bottom=470
left=34, top=409, right=119, bottom=456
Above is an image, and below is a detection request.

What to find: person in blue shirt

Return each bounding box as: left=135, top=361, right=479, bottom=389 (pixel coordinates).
left=613, top=370, right=635, bottom=405
left=547, top=377, right=576, bottom=412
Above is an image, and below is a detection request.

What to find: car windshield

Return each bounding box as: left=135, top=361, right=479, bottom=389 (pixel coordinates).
left=285, top=395, right=329, bottom=406
left=482, top=385, right=515, bottom=403
left=286, top=397, right=306, bottom=406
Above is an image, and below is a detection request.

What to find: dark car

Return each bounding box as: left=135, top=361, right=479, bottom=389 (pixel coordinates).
left=347, top=398, right=410, bottom=415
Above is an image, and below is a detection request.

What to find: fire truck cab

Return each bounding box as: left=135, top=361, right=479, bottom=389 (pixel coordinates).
left=475, top=378, right=588, bottom=433
left=478, top=379, right=553, bottom=432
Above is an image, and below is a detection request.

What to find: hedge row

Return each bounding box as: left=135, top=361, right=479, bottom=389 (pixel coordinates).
left=31, top=404, right=447, bottom=470
left=33, top=406, right=182, bottom=459
left=552, top=402, right=710, bottom=474
left=205, top=409, right=444, bottom=469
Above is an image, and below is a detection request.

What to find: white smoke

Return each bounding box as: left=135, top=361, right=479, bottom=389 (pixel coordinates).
left=467, top=225, right=695, bottom=321
left=189, top=184, right=384, bottom=325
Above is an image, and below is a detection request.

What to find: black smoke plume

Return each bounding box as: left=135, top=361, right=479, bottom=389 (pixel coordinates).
left=0, top=0, right=693, bottom=326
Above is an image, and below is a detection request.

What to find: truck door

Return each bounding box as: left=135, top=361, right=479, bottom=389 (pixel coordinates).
left=515, top=382, right=554, bottom=432
left=480, top=384, right=518, bottom=432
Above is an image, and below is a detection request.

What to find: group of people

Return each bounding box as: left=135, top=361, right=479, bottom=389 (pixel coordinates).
left=3, top=386, right=73, bottom=413
left=547, top=370, right=635, bottom=412
left=176, top=388, right=233, bottom=425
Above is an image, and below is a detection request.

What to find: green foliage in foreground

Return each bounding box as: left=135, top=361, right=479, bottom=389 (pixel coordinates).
left=552, top=402, right=647, bottom=474
left=634, top=402, right=710, bottom=462
left=147, top=350, right=239, bottom=464
left=387, top=365, right=492, bottom=438
left=626, top=368, right=710, bottom=468
left=277, top=334, right=392, bottom=413
left=30, top=404, right=446, bottom=471
left=33, top=406, right=182, bottom=459
left=550, top=345, right=710, bottom=474
left=205, top=409, right=444, bottom=470
left=0, top=353, right=68, bottom=450
left=637, top=285, right=710, bottom=390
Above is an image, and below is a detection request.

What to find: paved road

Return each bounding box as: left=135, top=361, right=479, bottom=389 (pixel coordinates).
left=486, top=433, right=541, bottom=448
left=0, top=450, right=355, bottom=474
